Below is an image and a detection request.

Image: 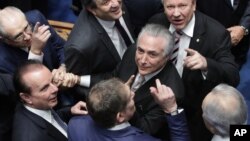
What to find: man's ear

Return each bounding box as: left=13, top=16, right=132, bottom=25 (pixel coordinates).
left=86, top=6, right=96, bottom=16
left=20, top=92, right=32, bottom=104
left=116, top=112, right=125, bottom=123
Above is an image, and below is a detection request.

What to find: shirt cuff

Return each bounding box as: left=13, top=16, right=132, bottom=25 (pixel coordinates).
left=80, top=75, right=90, bottom=87
left=28, top=51, right=44, bottom=62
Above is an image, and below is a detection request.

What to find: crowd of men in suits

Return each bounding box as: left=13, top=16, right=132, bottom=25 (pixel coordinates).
left=0, top=0, right=249, bottom=141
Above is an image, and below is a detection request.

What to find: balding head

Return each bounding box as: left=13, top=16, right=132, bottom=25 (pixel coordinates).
left=0, top=6, right=26, bottom=38
left=202, top=84, right=248, bottom=137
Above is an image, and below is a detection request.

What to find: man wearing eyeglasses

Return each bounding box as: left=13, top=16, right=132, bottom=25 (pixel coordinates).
left=0, top=6, right=65, bottom=74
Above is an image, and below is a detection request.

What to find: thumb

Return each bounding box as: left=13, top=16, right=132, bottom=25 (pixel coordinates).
left=185, top=48, right=195, bottom=56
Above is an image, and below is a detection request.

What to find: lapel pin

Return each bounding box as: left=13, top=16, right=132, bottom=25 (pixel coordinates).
left=196, top=38, right=200, bottom=43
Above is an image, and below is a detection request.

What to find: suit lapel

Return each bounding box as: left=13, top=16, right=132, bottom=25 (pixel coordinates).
left=21, top=105, right=67, bottom=141
left=89, top=14, right=121, bottom=63
left=225, top=0, right=234, bottom=9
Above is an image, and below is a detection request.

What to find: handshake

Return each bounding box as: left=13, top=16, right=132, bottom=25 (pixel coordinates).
left=51, top=64, right=80, bottom=88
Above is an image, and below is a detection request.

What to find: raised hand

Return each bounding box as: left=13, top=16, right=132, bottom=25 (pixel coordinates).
left=184, top=48, right=207, bottom=71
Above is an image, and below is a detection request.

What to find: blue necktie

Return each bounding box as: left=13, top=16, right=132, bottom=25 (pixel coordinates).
left=51, top=110, right=67, bottom=132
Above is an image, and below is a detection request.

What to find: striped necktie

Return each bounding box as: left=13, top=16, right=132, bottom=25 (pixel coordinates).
left=170, top=30, right=182, bottom=65
left=131, top=75, right=145, bottom=92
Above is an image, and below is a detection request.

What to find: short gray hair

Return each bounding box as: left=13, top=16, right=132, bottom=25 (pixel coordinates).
left=202, top=84, right=248, bottom=137
left=137, top=24, right=174, bottom=56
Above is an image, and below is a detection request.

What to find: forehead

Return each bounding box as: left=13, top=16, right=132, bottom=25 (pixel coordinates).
left=22, top=67, right=51, bottom=89
left=137, top=33, right=166, bottom=51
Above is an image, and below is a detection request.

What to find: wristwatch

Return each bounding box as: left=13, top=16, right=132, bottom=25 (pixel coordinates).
left=240, top=26, right=249, bottom=36
left=170, top=109, right=179, bottom=116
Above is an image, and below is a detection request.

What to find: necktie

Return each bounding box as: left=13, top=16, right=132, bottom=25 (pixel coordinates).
left=170, top=31, right=182, bottom=65
left=131, top=75, right=145, bottom=92
left=115, top=20, right=132, bottom=47
left=51, top=110, right=67, bottom=132
left=233, top=0, right=239, bottom=10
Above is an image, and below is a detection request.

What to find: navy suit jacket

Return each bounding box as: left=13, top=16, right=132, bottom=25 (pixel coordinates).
left=149, top=11, right=239, bottom=141
left=64, top=6, right=134, bottom=100
left=0, top=10, right=65, bottom=75
left=68, top=114, right=190, bottom=141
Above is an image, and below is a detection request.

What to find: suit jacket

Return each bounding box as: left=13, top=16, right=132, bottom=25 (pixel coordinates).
left=0, top=73, right=16, bottom=141
left=111, top=46, right=185, bottom=139
left=68, top=114, right=190, bottom=141
left=124, top=0, right=163, bottom=36
left=0, top=10, right=65, bottom=75
left=149, top=11, right=239, bottom=141
left=197, top=0, right=250, bottom=67
left=64, top=6, right=134, bottom=100
left=12, top=104, right=68, bottom=141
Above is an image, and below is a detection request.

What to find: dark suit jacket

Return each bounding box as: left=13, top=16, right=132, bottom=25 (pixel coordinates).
left=124, top=0, right=163, bottom=36
left=111, top=46, right=184, bottom=139
left=197, top=0, right=250, bottom=67
left=68, top=114, right=190, bottom=141
left=149, top=11, right=239, bottom=141
left=12, top=104, right=68, bottom=141
left=64, top=6, right=134, bottom=100
left=0, top=10, right=65, bottom=75
left=0, top=73, right=16, bottom=141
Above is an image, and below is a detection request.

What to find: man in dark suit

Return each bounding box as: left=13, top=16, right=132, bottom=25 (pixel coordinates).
left=12, top=60, right=87, bottom=141
left=68, top=78, right=190, bottom=141
left=0, top=6, right=73, bottom=107
left=149, top=0, right=239, bottom=140
left=64, top=0, right=135, bottom=100
left=197, top=0, right=250, bottom=68
left=0, top=73, right=16, bottom=141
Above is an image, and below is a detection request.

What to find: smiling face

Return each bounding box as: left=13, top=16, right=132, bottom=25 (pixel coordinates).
left=20, top=66, right=59, bottom=110
left=135, top=33, right=168, bottom=76
left=88, top=0, right=123, bottom=21
left=163, top=0, right=196, bottom=30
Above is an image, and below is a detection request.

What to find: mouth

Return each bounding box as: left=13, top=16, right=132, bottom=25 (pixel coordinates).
left=172, top=19, right=184, bottom=26
left=111, top=7, right=121, bottom=15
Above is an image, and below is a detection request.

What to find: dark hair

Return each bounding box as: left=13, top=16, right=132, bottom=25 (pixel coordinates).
left=87, top=78, right=128, bottom=128
left=13, top=59, right=44, bottom=96
left=80, top=0, right=97, bottom=8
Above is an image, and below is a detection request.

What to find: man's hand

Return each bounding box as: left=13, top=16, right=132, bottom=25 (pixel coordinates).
left=52, top=64, right=66, bottom=86
left=184, top=48, right=207, bottom=71
left=61, top=73, right=79, bottom=87
left=30, top=22, right=51, bottom=55
left=150, top=79, right=177, bottom=113
left=71, top=101, right=88, bottom=115
left=125, top=75, right=135, bottom=87
left=227, top=26, right=245, bottom=46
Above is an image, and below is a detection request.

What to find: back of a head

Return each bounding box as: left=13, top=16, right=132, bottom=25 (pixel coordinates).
left=0, top=6, right=25, bottom=37
left=202, top=84, right=248, bottom=137
left=87, top=78, right=128, bottom=128
left=80, top=0, right=97, bottom=8
left=137, top=24, right=174, bottom=56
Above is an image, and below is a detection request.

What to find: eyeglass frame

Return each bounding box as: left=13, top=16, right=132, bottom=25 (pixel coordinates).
left=4, top=22, right=33, bottom=42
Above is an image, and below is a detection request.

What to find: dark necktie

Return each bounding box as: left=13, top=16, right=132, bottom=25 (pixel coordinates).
left=51, top=110, right=67, bottom=132
left=115, top=20, right=132, bottom=47
left=170, top=31, right=183, bottom=65
left=233, top=0, right=239, bottom=10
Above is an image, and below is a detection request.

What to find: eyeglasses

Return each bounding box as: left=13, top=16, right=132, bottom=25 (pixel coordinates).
left=10, top=23, right=33, bottom=42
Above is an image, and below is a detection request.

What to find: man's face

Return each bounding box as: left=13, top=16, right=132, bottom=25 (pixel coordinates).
left=21, top=66, right=58, bottom=110
left=3, top=13, right=32, bottom=48
left=163, top=0, right=196, bottom=30
left=135, top=33, right=168, bottom=76
left=89, top=0, right=122, bottom=21
left=120, top=84, right=136, bottom=121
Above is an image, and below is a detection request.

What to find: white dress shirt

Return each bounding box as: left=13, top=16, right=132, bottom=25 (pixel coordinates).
left=21, top=47, right=44, bottom=62
left=79, top=17, right=134, bottom=87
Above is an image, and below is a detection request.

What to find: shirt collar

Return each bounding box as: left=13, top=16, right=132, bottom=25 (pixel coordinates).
left=96, top=17, right=115, bottom=32
left=211, top=135, right=229, bottom=141
left=169, top=13, right=195, bottom=38
left=24, top=105, right=52, bottom=123
left=141, top=65, right=165, bottom=82
left=108, top=122, right=131, bottom=131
